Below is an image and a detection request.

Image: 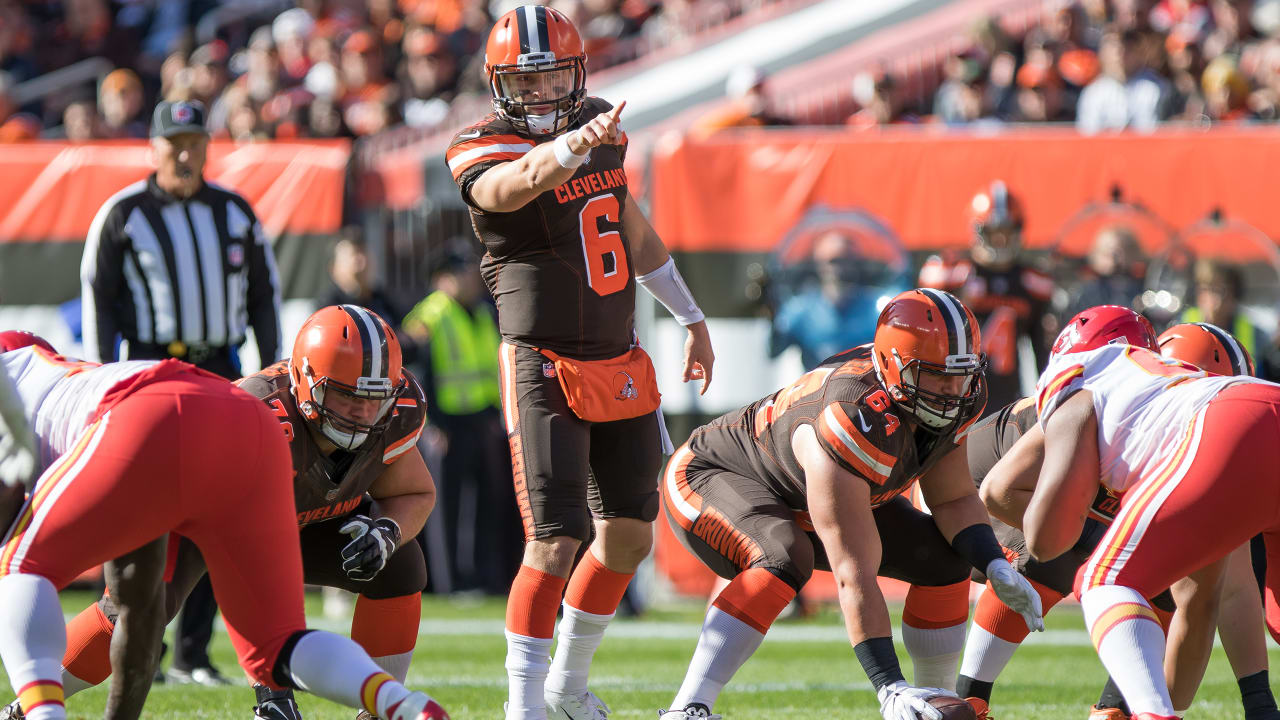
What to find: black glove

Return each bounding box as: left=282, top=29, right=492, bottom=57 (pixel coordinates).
left=338, top=515, right=401, bottom=581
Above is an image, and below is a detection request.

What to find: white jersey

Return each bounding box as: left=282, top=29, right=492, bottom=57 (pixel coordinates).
left=1, top=347, right=156, bottom=476
left=1035, top=344, right=1263, bottom=493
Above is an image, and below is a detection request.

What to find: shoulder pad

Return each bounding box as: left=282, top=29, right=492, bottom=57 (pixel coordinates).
left=383, top=370, right=427, bottom=464
left=815, top=400, right=897, bottom=485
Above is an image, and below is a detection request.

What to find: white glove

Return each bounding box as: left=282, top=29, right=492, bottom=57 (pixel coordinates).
left=0, top=369, right=35, bottom=489
left=987, top=558, right=1045, bottom=632
left=876, top=681, right=951, bottom=720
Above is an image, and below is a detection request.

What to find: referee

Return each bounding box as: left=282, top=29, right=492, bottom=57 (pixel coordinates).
left=78, top=99, right=281, bottom=689
left=80, top=99, right=281, bottom=377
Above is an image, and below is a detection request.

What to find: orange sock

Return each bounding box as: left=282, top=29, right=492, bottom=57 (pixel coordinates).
left=903, top=581, right=971, bottom=630
left=564, top=551, right=632, bottom=616
left=62, top=603, right=115, bottom=686
left=351, top=594, right=421, bottom=658
left=711, top=567, right=796, bottom=634
left=974, top=578, right=1065, bottom=643
left=506, top=565, right=567, bottom=639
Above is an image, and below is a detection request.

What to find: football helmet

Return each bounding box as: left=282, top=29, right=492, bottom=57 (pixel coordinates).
left=1158, top=322, right=1254, bottom=376
left=968, top=180, right=1024, bottom=267
left=288, top=305, right=406, bottom=450
left=1050, top=305, right=1158, bottom=361
left=485, top=5, right=587, bottom=137
left=872, top=288, right=986, bottom=432
left=0, top=331, right=55, bottom=354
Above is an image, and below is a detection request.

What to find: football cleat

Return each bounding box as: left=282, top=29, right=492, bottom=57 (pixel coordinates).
left=656, top=703, right=721, bottom=720
left=253, top=685, right=304, bottom=720
left=388, top=692, right=450, bottom=720
left=1086, top=706, right=1127, bottom=720
left=0, top=700, right=23, bottom=720
left=168, top=664, right=231, bottom=687
left=547, top=690, right=611, bottom=720
left=965, top=697, right=992, bottom=719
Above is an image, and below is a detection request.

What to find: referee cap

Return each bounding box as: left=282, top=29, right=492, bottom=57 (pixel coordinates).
left=151, top=100, right=209, bottom=139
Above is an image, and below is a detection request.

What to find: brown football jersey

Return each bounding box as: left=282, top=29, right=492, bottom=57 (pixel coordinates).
left=446, top=97, right=635, bottom=360
left=687, top=344, right=985, bottom=512
left=965, top=395, right=1120, bottom=523
left=237, top=361, right=427, bottom=526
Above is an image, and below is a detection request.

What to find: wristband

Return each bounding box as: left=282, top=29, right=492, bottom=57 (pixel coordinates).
left=951, top=522, right=1006, bottom=572
left=553, top=132, right=590, bottom=169
left=635, top=257, right=706, bottom=326
left=854, top=636, right=905, bottom=690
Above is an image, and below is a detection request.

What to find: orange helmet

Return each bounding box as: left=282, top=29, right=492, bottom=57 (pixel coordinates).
left=1158, top=322, right=1254, bottom=377
left=485, top=5, right=587, bottom=137
left=968, top=180, right=1024, bottom=267
left=872, top=289, right=986, bottom=432
left=289, top=305, right=406, bottom=450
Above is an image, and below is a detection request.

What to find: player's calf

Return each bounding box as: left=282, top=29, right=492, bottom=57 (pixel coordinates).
left=1081, top=585, right=1175, bottom=718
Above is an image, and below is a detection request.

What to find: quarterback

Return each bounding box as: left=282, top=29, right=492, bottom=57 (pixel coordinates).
left=447, top=6, right=714, bottom=719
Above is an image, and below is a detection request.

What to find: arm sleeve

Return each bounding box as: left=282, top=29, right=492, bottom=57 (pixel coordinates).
left=242, top=201, right=282, bottom=365
left=80, top=203, right=126, bottom=362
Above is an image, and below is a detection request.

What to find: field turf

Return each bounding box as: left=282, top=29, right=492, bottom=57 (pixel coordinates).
left=2, top=590, right=1273, bottom=719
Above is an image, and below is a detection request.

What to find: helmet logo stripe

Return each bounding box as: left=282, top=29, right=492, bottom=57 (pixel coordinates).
left=521, top=5, right=541, bottom=53
left=339, top=304, right=376, bottom=379
left=917, top=288, right=962, bottom=356
left=534, top=5, right=550, bottom=54
left=1197, top=322, right=1249, bottom=376
left=517, top=6, right=532, bottom=54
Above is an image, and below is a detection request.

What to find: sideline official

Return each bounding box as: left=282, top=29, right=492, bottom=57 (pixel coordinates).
left=80, top=99, right=281, bottom=378
left=78, top=99, right=281, bottom=688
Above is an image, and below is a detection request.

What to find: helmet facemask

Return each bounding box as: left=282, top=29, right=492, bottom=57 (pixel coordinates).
left=883, top=349, right=986, bottom=433
left=298, top=359, right=405, bottom=450
left=490, top=54, right=586, bottom=136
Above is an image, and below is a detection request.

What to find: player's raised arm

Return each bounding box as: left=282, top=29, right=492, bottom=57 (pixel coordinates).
left=468, top=102, right=626, bottom=213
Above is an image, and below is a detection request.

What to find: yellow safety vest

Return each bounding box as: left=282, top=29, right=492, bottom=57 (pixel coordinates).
left=406, top=291, right=501, bottom=415
left=1180, top=308, right=1257, bottom=360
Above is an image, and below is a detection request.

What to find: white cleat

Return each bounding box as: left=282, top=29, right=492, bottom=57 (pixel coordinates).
left=657, top=704, right=721, bottom=720
left=389, top=691, right=450, bottom=720
left=546, top=690, right=611, bottom=720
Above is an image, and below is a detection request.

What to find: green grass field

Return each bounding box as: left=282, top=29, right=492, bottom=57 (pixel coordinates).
left=3, top=590, right=1273, bottom=719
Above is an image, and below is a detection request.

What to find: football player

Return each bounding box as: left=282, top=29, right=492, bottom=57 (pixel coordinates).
left=1024, top=311, right=1280, bottom=719
left=657, top=289, right=1043, bottom=720
left=958, top=312, right=1280, bottom=719
left=447, top=6, right=714, bottom=720
left=19, top=306, right=435, bottom=720
left=0, top=335, right=447, bottom=720
left=918, top=181, right=1054, bottom=415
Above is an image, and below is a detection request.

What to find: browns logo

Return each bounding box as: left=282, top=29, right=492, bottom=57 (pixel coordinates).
left=613, top=370, right=638, bottom=401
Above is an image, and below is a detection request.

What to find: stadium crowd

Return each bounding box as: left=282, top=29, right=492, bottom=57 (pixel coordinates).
left=5, top=0, right=1280, bottom=141
left=0, top=0, right=788, bottom=142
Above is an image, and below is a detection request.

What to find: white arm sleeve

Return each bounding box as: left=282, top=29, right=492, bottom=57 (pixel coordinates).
left=0, top=368, right=36, bottom=489
left=635, top=257, right=705, bottom=326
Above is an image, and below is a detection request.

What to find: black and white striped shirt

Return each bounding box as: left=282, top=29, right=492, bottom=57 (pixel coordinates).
left=80, top=174, right=282, bottom=365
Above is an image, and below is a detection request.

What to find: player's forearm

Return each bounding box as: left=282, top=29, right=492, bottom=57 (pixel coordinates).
left=831, top=556, right=893, bottom=645
left=472, top=140, right=578, bottom=212
left=980, top=480, right=1034, bottom=529
left=372, top=489, right=435, bottom=539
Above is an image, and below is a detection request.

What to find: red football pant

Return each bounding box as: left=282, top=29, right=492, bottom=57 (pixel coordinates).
left=0, top=372, right=303, bottom=687
left=1077, top=382, right=1280, bottom=644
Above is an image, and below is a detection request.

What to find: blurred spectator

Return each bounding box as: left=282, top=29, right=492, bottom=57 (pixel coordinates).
left=919, top=180, right=1054, bottom=414
left=1077, top=28, right=1171, bottom=132
left=99, top=69, right=147, bottom=138
left=935, top=52, right=986, bottom=123
left=1202, top=54, right=1253, bottom=121
left=402, top=253, right=518, bottom=595
left=770, top=229, right=906, bottom=369
left=848, top=69, right=916, bottom=128
left=0, top=112, right=39, bottom=142
left=340, top=29, right=397, bottom=136
left=59, top=99, right=103, bottom=141
left=1064, top=225, right=1148, bottom=317
left=274, top=8, right=316, bottom=86
left=1181, top=258, right=1276, bottom=379
left=323, top=232, right=411, bottom=350
left=400, top=27, right=457, bottom=130
left=692, top=65, right=790, bottom=135
left=1014, top=54, right=1070, bottom=121
left=189, top=43, right=230, bottom=109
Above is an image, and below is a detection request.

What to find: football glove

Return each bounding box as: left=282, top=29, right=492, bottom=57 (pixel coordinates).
left=876, top=681, right=949, bottom=720
left=986, top=558, right=1045, bottom=632
left=339, top=515, right=401, bottom=581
